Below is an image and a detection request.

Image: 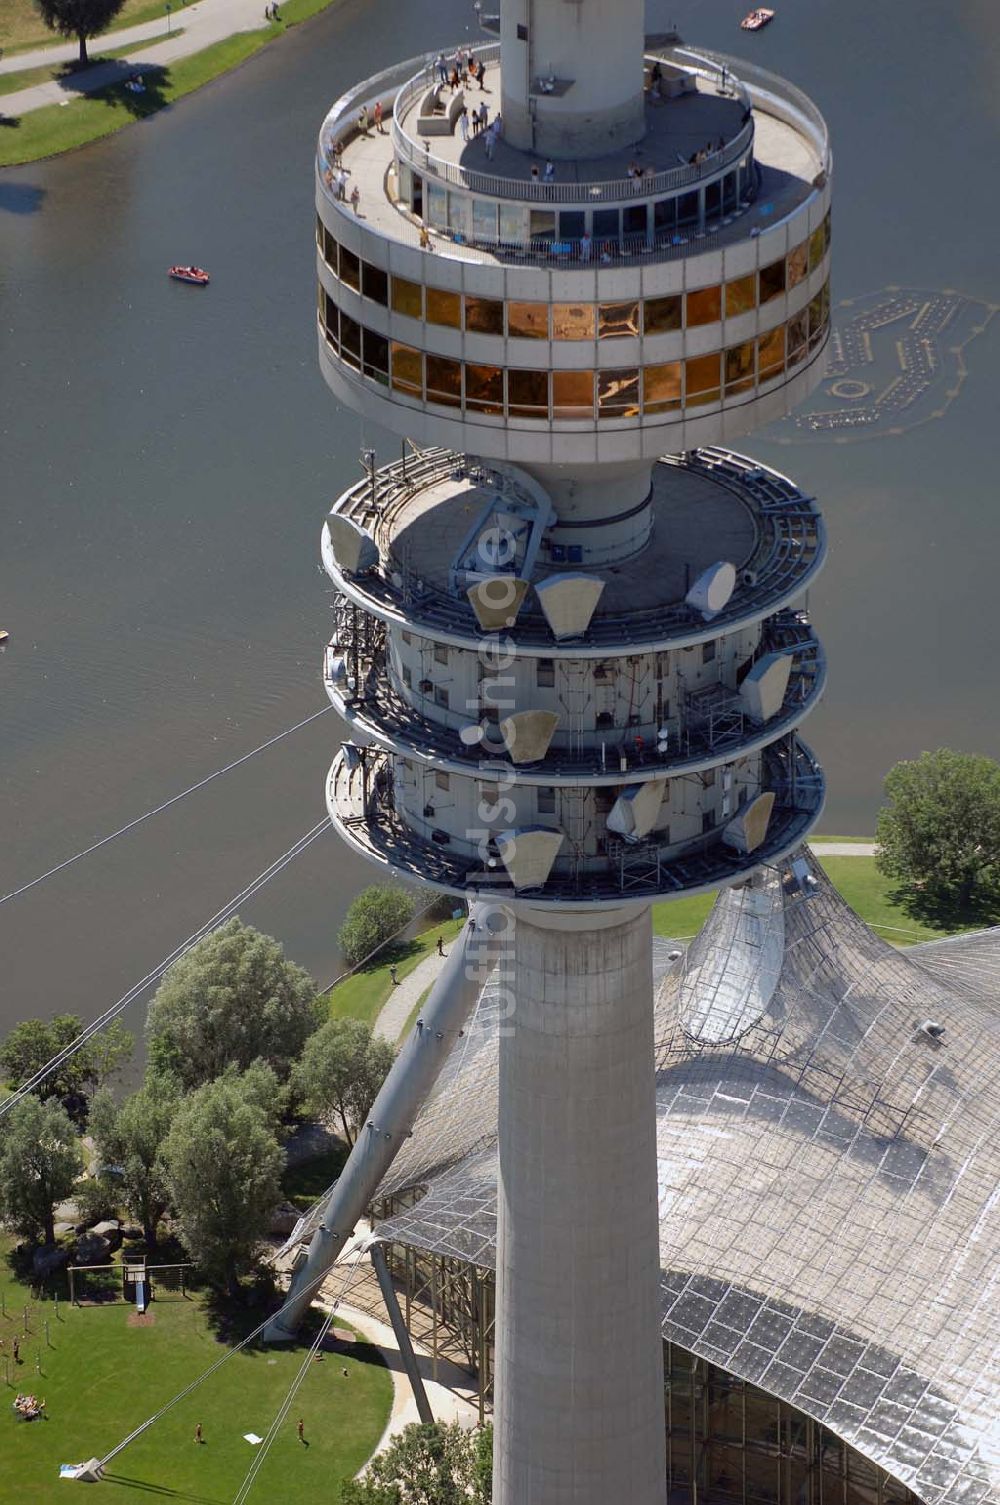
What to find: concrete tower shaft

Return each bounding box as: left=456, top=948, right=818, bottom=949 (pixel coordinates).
left=498, top=0, right=646, bottom=156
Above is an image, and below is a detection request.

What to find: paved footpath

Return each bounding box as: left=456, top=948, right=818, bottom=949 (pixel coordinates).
left=374, top=948, right=449, bottom=1045
left=808, top=841, right=877, bottom=856
left=0, top=0, right=272, bottom=116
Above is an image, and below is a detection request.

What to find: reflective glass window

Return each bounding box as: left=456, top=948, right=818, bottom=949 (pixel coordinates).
left=391, top=276, right=423, bottom=319
left=725, top=340, right=756, bottom=394
left=340, top=246, right=360, bottom=292
left=425, top=354, right=463, bottom=407
left=705, top=180, right=722, bottom=222
left=722, top=171, right=738, bottom=213
left=465, top=296, right=505, bottom=335
left=593, top=208, right=619, bottom=239
left=529, top=209, right=556, bottom=241
left=644, top=361, right=682, bottom=412
left=508, top=302, right=549, bottom=339
left=787, top=240, right=808, bottom=288
left=340, top=312, right=361, bottom=369
left=599, top=301, right=640, bottom=339
left=322, top=225, right=338, bottom=273
left=552, top=303, right=595, bottom=340
left=449, top=193, right=472, bottom=239
left=473, top=199, right=498, bottom=242
left=552, top=369, right=595, bottom=418
left=391, top=341, right=423, bottom=396
left=426, top=286, right=461, bottom=328
left=809, top=222, right=826, bottom=272
left=465, top=363, right=504, bottom=414
left=623, top=203, right=647, bottom=235
left=427, top=181, right=448, bottom=229
left=686, top=285, right=722, bottom=325
left=725, top=273, right=756, bottom=318
left=323, top=291, right=339, bottom=343
left=644, top=295, right=682, bottom=335
left=507, top=368, right=549, bottom=418
left=559, top=210, right=585, bottom=240
left=397, top=160, right=413, bottom=205
left=498, top=203, right=527, bottom=242
left=787, top=311, right=809, bottom=365
left=808, top=289, right=826, bottom=346
left=598, top=368, right=640, bottom=416
left=362, top=329, right=389, bottom=382
left=361, top=261, right=388, bottom=305
left=677, top=190, right=699, bottom=226
left=653, top=198, right=676, bottom=234
left=759, top=257, right=785, bottom=303
left=757, top=324, right=785, bottom=379
left=685, top=352, right=722, bottom=404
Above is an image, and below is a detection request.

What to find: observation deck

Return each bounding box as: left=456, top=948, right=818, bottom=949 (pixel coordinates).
left=321, top=446, right=826, bottom=656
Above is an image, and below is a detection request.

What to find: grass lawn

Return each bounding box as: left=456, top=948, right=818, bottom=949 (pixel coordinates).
left=0, top=1237, right=391, bottom=1503
left=0, top=36, right=184, bottom=96
left=0, top=0, right=342, bottom=166
left=0, top=0, right=186, bottom=55
left=652, top=854, right=959, bottom=946
left=327, top=918, right=465, bottom=1029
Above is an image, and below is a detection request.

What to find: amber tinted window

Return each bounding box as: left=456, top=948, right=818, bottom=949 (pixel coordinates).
left=362, top=329, right=389, bottom=382
left=823, top=209, right=832, bottom=253
left=786, top=241, right=808, bottom=289
left=552, top=303, right=595, bottom=340
left=598, top=301, right=640, bottom=339
left=323, top=291, right=339, bottom=343
left=361, top=261, right=388, bottom=305
left=786, top=312, right=808, bottom=365
left=809, top=224, right=826, bottom=272
left=322, top=226, right=338, bottom=273
left=508, top=301, right=549, bottom=339
left=339, top=247, right=360, bottom=292
left=685, top=353, right=721, bottom=404
left=508, top=368, right=549, bottom=417
left=757, top=325, right=785, bottom=379
left=685, top=285, right=722, bottom=326
left=759, top=258, right=785, bottom=303
left=465, top=296, right=505, bottom=335
left=724, top=274, right=756, bottom=318
left=597, top=369, right=640, bottom=417
left=465, top=364, right=504, bottom=414
left=644, top=295, right=682, bottom=335
left=391, top=277, right=422, bottom=318
left=552, top=370, right=594, bottom=418
left=725, top=341, right=755, bottom=394
left=426, top=286, right=461, bottom=328
left=340, top=312, right=361, bottom=368
left=644, top=361, right=682, bottom=412
left=425, top=354, right=463, bottom=407
left=391, top=341, right=423, bottom=395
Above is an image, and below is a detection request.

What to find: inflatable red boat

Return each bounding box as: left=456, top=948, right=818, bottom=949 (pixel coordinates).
left=168, top=265, right=210, bottom=285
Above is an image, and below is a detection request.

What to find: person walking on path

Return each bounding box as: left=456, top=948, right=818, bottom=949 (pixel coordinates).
left=12, top=1338, right=20, bottom=1365
left=350, top=184, right=361, bottom=215
left=390, top=963, right=400, bottom=985
left=297, top=1418, right=308, bottom=1445
left=194, top=1423, right=203, bottom=1444
left=478, top=61, right=487, bottom=91
left=436, top=936, right=446, bottom=958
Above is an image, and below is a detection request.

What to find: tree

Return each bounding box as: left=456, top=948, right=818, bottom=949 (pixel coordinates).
left=875, top=749, right=1000, bottom=922
left=0, top=1096, right=82, bottom=1246
left=160, top=1073, right=283, bottom=1294
left=340, top=1422, right=492, bottom=1504
left=33, top=0, right=128, bottom=66
left=0, top=1014, right=132, bottom=1115
left=338, top=886, right=416, bottom=968
left=146, top=918, right=324, bottom=1091
left=89, top=1079, right=180, bottom=1249
left=292, top=1018, right=394, bottom=1146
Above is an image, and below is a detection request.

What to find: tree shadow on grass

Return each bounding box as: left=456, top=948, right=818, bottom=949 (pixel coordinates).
left=55, top=59, right=172, bottom=118
left=886, top=879, right=1000, bottom=933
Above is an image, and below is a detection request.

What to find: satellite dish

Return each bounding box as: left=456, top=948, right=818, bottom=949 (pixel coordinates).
left=459, top=723, right=485, bottom=747
left=685, top=560, right=737, bottom=620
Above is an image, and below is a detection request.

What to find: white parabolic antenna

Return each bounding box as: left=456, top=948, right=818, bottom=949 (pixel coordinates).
left=685, top=560, right=737, bottom=620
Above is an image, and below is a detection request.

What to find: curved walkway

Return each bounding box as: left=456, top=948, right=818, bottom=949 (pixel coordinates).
left=0, top=0, right=272, bottom=116
left=374, top=948, right=449, bottom=1045
left=808, top=841, right=877, bottom=856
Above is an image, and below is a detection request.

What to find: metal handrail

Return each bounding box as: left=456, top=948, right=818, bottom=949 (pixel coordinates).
left=388, top=45, right=756, bottom=205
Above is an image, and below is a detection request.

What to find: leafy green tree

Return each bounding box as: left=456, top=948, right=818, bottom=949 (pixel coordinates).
left=160, top=1072, right=283, bottom=1294
left=292, top=1018, right=394, bottom=1146
left=89, top=1078, right=180, bottom=1249
left=0, top=1096, right=82, bottom=1245
left=875, top=749, right=1000, bottom=922
left=338, top=886, right=416, bottom=968
left=340, top=1421, right=492, bottom=1504
left=0, top=1014, right=132, bottom=1114
left=146, top=918, right=323, bottom=1090
left=33, top=0, right=128, bottom=65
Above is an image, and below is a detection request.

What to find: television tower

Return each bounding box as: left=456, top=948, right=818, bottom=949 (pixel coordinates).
left=270, top=5, right=832, bottom=1499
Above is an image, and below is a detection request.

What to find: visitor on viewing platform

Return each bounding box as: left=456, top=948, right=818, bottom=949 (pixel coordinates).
left=544, top=159, right=555, bottom=182
left=580, top=231, right=592, bottom=262
left=530, top=163, right=540, bottom=182
left=374, top=100, right=385, bottom=134
left=350, top=184, right=361, bottom=215
left=357, top=104, right=369, bottom=135
left=436, top=52, right=447, bottom=83
left=449, top=66, right=460, bottom=91
left=477, top=101, right=489, bottom=134
left=460, top=107, right=470, bottom=142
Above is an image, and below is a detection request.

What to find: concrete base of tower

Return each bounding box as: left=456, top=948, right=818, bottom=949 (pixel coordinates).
left=493, top=903, right=666, bottom=1505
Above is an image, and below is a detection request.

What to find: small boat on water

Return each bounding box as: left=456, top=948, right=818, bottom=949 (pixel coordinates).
left=740, top=8, right=774, bottom=29
left=168, top=265, right=210, bottom=285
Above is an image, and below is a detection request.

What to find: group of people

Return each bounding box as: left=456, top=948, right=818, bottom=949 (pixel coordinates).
left=460, top=102, right=498, bottom=151
left=436, top=49, right=487, bottom=92
left=688, top=136, right=726, bottom=167
left=13, top=1393, right=44, bottom=1422
left=357, top=101, right=387, bottom=136
left=529, top=158, right=556, bottom=184
left=263, top=2, right=280, bottom=19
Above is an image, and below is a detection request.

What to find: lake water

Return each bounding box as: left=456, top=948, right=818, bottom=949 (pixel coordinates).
left=1, top=0, right=998, bottom=1041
